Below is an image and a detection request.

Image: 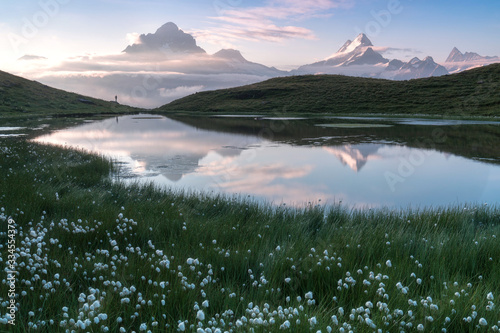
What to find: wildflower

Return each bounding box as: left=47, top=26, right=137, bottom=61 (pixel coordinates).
left=365, top=318, right=376, bottom=328
left=479, top=318, right=488, bottom=326
left=305, top=291, right=313, bottom=299
left=386, top=260, right=392, bottom=267
left=197, top=310, right=205, bottom=321
left=487, top=292, right=494, bottom=300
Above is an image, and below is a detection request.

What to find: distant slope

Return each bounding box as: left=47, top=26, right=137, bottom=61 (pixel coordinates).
left=157, top=64, right=500, bottom=117
left=0, top=70, right=139, bottom=116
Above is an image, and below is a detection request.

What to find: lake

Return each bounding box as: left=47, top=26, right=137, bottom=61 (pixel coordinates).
left=32, top=114, right=500, bottom=208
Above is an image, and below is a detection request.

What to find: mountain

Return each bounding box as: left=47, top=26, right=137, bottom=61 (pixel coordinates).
left=293, top=33, right=446, bottom=80
left=446, top=47, right=497, bottom=63
left=213, top=49, right=247, bottom=62
left=211, top=49, right=286, bottom=76
left=294, top=33, right=389, bottom=76
left=123, top=22, right=206, bottom=55
left=157, top=63, right=500, bottom=117
left=444, top=47, right=500, bottom=73
left=389, top=57, right=449, bottom=80
left=337, top=33, right=373, bottom=53
left=120, top=22, right=283, bottom=78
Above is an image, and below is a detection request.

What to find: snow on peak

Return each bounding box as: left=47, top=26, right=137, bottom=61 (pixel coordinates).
left=337, top=33, right=373, bottom=54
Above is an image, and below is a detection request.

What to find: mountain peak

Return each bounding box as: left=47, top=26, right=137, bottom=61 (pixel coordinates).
left=155, top=22, right=180, bottom=34
left=353, top=33, right=373, bottom=47
left=446, top=47, right=464, bottom=62
left=337, top=33, right=373, bottom=54
left=123, top=22, right=205, bottom=55
left=214, top=49, right=247, bottom=62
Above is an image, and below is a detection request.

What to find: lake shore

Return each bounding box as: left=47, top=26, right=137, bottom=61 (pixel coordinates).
left=1, top=116, right=499, bottom=332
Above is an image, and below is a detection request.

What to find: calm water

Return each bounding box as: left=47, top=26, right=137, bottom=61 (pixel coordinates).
left=33, top=114, right=500, bottom=208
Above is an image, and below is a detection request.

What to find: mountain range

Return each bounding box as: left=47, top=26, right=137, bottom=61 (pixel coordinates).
left=292, top=33, right=449, bottom=80
left=15, top=22, right=500, bottom=108
left=444, top=47, right=500, bottom=73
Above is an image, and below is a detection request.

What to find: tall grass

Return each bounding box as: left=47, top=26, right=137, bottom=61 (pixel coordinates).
left=0, top=138, right=499, bottom=332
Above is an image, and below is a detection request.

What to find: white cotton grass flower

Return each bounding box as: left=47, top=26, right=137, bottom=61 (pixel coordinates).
left=196, top=310, right=205, bottom=321
left=338, top=307, right=344, bottom=316
left=479, top=318, right=488, bottom=326
left=305, top=291, right=313, bottom=299
left=487, top=292, right=494, bottom=300
left=385, top=260, right=392, bottom=267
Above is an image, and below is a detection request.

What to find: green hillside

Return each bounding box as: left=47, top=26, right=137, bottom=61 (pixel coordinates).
left=0, top=70, right=138, bottom=117
left=157, top=64, right=500, bottom=117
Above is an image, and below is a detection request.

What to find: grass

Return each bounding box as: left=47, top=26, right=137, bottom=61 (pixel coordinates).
left=1, top=68, right=500, bottom=331
left=1, top=133, right=500, bottom=332
left=157, top=63, right=500, bottom=117
left=0, top=70, right=141, bottom=118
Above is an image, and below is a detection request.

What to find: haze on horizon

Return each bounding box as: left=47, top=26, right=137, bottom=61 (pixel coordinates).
left=1, top=0, right=499, bottom=108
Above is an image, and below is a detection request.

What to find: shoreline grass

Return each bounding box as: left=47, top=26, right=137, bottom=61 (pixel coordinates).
left=1, top=135, right=500, bottom=332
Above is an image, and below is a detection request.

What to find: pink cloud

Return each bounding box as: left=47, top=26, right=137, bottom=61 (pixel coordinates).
left=193, top=0, right=353, bottom=44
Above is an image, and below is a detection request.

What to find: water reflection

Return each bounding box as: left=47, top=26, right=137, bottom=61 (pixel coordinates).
left=32, top=114, right=500, bottom=207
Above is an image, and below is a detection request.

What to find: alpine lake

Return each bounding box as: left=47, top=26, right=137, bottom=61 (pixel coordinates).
left=31, top=114, right=500, bottom=208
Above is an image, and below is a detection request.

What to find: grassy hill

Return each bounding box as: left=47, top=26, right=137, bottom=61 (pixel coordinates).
left=157, top=63, right=500, bottom=117
left=0, top=70, right=139, bottom=117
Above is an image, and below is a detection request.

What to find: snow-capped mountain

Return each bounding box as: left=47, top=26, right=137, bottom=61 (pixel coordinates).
left=387, top=57, right=449, bottom=80
left=293, top=33, right=447, bottom=80
left=444, top=47, right=500, bottom=73
left=293, top=33, right=389, bottom=76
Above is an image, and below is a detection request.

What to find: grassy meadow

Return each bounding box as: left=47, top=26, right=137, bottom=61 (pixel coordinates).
left=0, top=70, right=138, bottom=118
left=1, top=68, right=500, bottom=332
left=158, top=63, right=500, bottom=117
left=1, top=131, right=500, bottom=332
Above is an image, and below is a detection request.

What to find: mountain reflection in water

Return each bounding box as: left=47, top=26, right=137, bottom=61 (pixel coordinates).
left=32, top=114, right=500, bottom=208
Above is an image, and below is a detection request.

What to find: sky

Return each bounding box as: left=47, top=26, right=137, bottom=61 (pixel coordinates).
left=1, top=0, right=499, bottom=68
left=0, top=0, right=499, bottom=107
